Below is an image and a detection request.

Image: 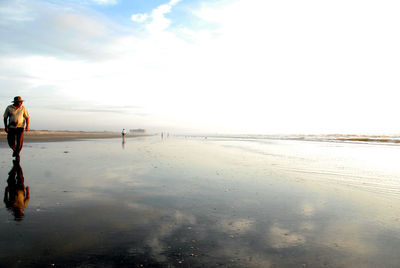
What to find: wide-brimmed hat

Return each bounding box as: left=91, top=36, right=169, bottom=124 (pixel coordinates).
left=12, top=96, right=24, bottom=103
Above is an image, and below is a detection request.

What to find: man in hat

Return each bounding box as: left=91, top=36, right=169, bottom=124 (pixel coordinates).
left=3, top=96, right=30, bottom=159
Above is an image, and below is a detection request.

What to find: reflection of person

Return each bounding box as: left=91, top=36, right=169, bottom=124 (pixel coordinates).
left=4, top=160, right=30, bottom=221
left=3, top=96, right=30, bottom=159
left=122, top=139, right=126, bottom=149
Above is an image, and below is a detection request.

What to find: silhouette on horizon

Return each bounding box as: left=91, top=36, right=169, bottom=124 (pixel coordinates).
left=121, top=128, right=127, bottom=142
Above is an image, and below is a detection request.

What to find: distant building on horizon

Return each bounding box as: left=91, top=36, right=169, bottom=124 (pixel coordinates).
left=130, top=129, right=146, bottom=134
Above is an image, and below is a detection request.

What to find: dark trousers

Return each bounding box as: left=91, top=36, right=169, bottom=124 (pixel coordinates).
left=7, top=128, right=24, bottom=155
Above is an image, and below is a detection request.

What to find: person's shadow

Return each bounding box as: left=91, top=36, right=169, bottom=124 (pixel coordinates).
left=4, top=160, right=30, bottom=221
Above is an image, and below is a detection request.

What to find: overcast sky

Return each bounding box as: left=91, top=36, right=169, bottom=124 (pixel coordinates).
left=1, top=0, right=399, bottom=134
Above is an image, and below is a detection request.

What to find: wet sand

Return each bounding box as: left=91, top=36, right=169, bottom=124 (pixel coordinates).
left=0, top=136, right=400, bottom=267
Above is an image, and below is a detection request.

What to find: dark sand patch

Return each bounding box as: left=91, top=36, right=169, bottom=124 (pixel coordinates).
left=0, top=130, right=149, bottom=143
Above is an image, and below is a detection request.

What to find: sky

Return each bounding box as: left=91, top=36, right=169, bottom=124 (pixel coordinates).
left=1, top=0, right=399, bottom=134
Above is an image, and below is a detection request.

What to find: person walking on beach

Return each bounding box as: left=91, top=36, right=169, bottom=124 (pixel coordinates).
left=3, top=96, right=30, bottom=159
left=121, top=128, right=127, bottom=141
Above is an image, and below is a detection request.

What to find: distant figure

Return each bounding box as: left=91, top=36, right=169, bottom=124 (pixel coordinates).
left=4, top=160, right=30, bottom=221
left=121, top=128, right=127, bottom=142
left=3, top=96, right=30, bottom=159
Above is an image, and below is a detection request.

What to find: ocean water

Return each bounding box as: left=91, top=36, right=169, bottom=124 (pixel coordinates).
left=0, top=135, right=400, bottom=267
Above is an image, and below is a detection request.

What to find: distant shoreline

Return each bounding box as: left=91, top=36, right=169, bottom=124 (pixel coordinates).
left=0, top=129, right=149, bottom=143
left=181, top=133, right=400, bottom=145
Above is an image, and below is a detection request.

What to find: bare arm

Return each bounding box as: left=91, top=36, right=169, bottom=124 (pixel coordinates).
left=25, top=117, right=29, bottom=132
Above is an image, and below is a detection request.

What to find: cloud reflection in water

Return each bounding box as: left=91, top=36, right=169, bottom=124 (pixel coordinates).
left=1, top=137, right=400, bottom=267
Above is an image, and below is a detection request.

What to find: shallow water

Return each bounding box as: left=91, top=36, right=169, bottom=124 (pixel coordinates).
left=1, top=136, right=400, bottom=267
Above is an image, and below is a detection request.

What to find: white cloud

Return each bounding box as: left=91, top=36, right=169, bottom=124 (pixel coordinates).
left=0, top=1, right=117, bottom=60
left=131, top=13, right=148, bottom=23
left=0, top=1, right=34, bottom=23
left=268, top=224, right=306, bottom=249
left=146, top=210, right=196, bottom=261
left=2, top=0, right=400, bottom=133
left=300, top=203, right=316, bottom=217
left=54, top=12, right=108, bottom=37
left=131, top=0, right=181, bottom=34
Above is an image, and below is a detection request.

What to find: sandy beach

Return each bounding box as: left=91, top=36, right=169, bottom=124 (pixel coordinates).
left=0, top=129, right=147, bottom=143
left=0, top=135, right=400, bottom=267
